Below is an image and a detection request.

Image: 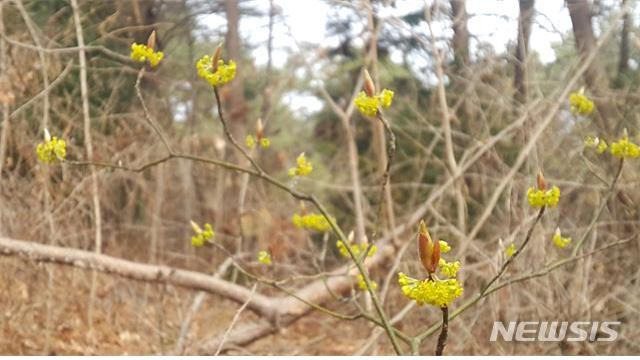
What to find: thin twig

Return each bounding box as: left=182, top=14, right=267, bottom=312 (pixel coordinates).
left=481, top=206, right=545, bottom=295
left=215, top=283, right=258, bottom=355
left=212, top=87, right=263, bottom=173
left=435, top=306, right=448, bottom=356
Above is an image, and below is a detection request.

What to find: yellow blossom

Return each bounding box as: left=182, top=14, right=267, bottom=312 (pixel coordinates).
left=357, top=274, right=377, bottom=291
left=610, top=133, right=640, bottom=159
left=569, top=92, right=594, bottom=115
left=505, top=243, right=516, bottom=257
left=398, top=272, right=463, bottom=308
left=260, top=138, right=270, bottom=149
left=597, top=139, right=608, bottom=154
left=439, top=240, right=451, bottom=254
left=190, top=221, right=215, bottom=247
left=584, top=135, right=598, bottom=148
left=438, top=259, right=461, bottom=278
left=258, top=250, right=272, bottom=265
left=196, top=55, right=236, bottom=87
left=36, top=131, right=66, bottom=164
left=246, top=135, right=255, bottom=149
left=288, top=152, right=313, bottom=177
left=130, top=43, right=164, bottom=68
left=336, top=240, right=377, bottom=259
left=354, top=89, right=394, bottom=117
left=292, top=213, right=333, bottom=232
left=527, top=185, right=560, bottom=208
left=552, top=228, right=572, bottom=249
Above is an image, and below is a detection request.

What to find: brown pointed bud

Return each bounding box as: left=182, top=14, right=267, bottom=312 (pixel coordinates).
left=417, top=220, right=440, bottom=274
left=256, top=118, right=264, bottom=140
left=623, top=128, right=629, bottom=140
left=363, top=69, right=376, bottom=97
left=212, top=43, right=223, bottom=72
left=147, top=30, right=157, bottom=50
left=536, top=170, right=546, bottom=191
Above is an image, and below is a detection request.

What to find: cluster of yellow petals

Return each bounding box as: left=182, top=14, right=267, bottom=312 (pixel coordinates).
left=257, top=250, right=272, bottom=265
left=438, top=258, right=461, bottom=278
left=36, top=135, right=66, bottom=164
left=246, top=135, right=270, bottom=149
left=610, top=134, right=640, bottom=159
left=569, top=92, right=594, bottom=115
left=505, top=243, right=517, bottom=258
left=527, top=186, right=560, bottom=208
left=584, top=136, right=608, bottom=154
left=196, top=56, right=237, bottom=87
left=398, top=273, right=463, bottom=308
left=292, top=213, right=332, bottom=232
left=336, top=240, right=378, bottom=259
left=190, top=221, right=215, bottom=247
left=288, top=153, right=313, bottom=177
left=552, top=228, right=572, bottom=249
left=354, top=89, right=394, bottom=117
left=130, top=43, right=164, bottom=68
left=356, top=274, right=378, bottom=291
left=585, top=132, right=640, bottom=159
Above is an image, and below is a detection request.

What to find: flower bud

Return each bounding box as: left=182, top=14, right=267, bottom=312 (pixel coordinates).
left=147, top=30, right=157, bottom=50
left=417, top=220, right=440, bottom=274
left=363, top=69, right=376, bottom=97
left=536, top=170, right=546, bottom=191
left=554, top=226, right=561, bottom=238
left=212, top=43, right=223, bottom=72
left=44, top=128, right=51, bottom=142
left=256, top=118, right=264, bottom=140
left=190, top=220, right=202, bottom=234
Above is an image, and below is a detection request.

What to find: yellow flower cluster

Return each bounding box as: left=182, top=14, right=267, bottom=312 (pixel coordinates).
left=292, top=213, right=332, bottom=232
left=438, top=258, right=461, bottom=278
left=288, top=153, right=313, bottom=177
left=584, top=136, right=608, bottom=154
left=398, top=273, right=463, bottom=308
left=336, top=240, right=378, bottom=259
left=36, top=134, right=66, bottom=164
left=399, top=233, right=463, bottom=307
left=356, top=274, right=377, bottom=291
left=130, top=43, right=164, bottom=68
left=190, top=221, right=215, bottom=247
left=196, top=56, right=236, bottom=87
left=552, top=228, right=572, bottom=249
left=569, top=92, right=594, bottom=115
left=246, top=135, right=270, bottom=149
left=258, top=250, right=272, bottom=265
left=505, top=243, right=516, bottom=258
left=354, top=89, right=394, bottom=117
left=527, top=186, right=560, bottom=208
left=610, top=134, right=640, bottom=159
left=439, top=240, right=451, bottom=253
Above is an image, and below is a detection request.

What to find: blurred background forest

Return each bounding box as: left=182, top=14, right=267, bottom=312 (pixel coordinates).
left=1, top=0, right=640, bottom=355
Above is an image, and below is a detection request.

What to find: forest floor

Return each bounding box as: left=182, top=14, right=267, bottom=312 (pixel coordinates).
left=0, top=256, right=630, bottom=355
left=0, top=256, right=385, bottom=355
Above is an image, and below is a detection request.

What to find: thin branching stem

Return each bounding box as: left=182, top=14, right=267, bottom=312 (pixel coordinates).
left=435, top=306, right=448, bottom=356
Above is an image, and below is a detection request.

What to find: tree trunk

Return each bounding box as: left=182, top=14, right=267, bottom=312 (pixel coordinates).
left=450, top=0, right=469, bottom=69
left=567, top=0, right=615, bottom=133
left=514, top=0, right=534, bottom=105
left=449, top=0, right=472, bottom=126
left=616, top=0, right=630, bottom=86
left=224, top=0, right=246, bottom=139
